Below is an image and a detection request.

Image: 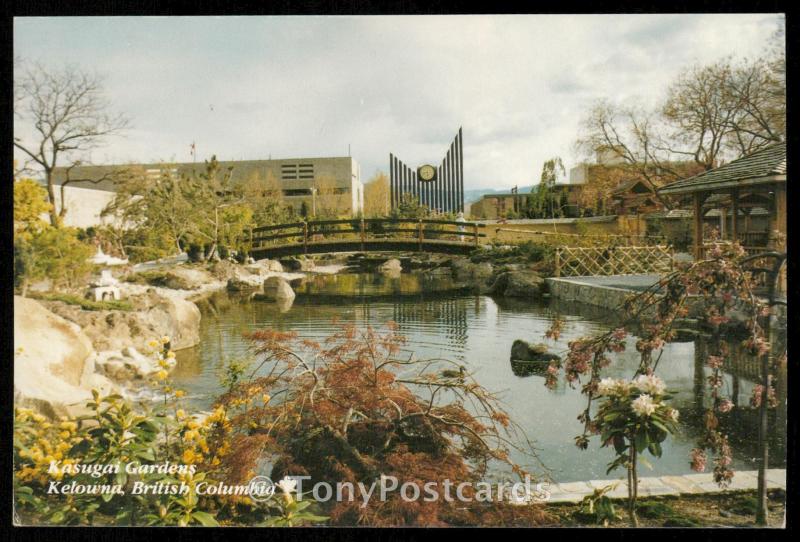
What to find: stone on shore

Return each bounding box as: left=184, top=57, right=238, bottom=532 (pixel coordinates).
left=280, top=257, right=315, bottom=272
left=91, top=346, right=173, bottom=382
left=14, top=296, right=117, bottom=418
left=227, top=275, right=263, bottom=291
left=246, top=259, right=283, bottom=275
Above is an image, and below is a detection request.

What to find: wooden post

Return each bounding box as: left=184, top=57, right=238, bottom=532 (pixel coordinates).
left=731, top=189, right=739, bottom=243
left=303, top=222, right=308, bottom=255
left=555, top=248, right=561, bottom=278
left=360, top=218, right=366, bottom=252
left=473, top=223, right=479, bottom=247
left=418, top=219, right=424, bottom=252
left=693, top=193, right=704, bottom=260
left=773, top=185, right=787, bottom=292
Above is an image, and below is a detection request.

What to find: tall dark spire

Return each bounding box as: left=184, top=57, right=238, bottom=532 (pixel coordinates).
left=390, top=128, right=464, bottom=214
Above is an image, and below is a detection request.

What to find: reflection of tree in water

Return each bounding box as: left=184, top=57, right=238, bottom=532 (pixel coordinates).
left=391, top=296, right=470, bottom=351
left=688, top=331, right=787, bottom=468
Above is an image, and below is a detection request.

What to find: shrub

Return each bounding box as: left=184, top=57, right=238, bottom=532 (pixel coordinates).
left=213, top=324, right=544, bottom=526
left=14, top=225, right=93, bottom=293
left=13, top=338, right=328, bottom=527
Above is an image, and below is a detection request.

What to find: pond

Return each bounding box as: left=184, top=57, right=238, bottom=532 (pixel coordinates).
left=171, top=271, right=786, bottom=483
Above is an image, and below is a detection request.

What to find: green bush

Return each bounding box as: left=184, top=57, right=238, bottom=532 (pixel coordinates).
left=14, top=226, right=93, bottom=292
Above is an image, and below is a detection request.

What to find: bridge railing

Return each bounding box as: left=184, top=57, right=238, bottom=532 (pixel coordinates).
left=249, top=218, right=487, bottom=253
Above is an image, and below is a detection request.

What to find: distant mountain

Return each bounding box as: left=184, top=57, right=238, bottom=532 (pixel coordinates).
left=463, top=185, right=535, bottom=203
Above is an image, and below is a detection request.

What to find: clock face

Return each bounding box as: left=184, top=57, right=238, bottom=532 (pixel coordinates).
left=418, top=164, right=436, bottom=181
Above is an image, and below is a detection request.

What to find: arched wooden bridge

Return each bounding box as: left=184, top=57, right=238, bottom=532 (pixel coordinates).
left=249, top=218, right=487, bottom=259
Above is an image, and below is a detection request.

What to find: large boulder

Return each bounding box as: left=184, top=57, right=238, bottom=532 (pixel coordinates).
left=144, top=294, right=202, bottom=351
left=41, top=291, right=203, bottom=353
left=488, top=270, right=545, bottom=298
left=510, top=340, right=560, bottom=363
left=13, top=296, right=117, bottom=418
left=261, top=276, right=296, bottom=302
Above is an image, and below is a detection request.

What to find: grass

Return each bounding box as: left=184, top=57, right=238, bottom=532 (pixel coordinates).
left=548, top=489, right=785, bottom=528
left=31, top=292, right=134, bottom=311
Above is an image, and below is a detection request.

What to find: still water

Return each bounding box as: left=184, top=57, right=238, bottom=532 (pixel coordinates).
left=172, top=273, right=786, bottom=483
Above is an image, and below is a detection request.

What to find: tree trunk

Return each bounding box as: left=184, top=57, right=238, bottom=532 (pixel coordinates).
left=45, top=170, right=59, bottom=227
left=628, top=442, right=639, bottom=527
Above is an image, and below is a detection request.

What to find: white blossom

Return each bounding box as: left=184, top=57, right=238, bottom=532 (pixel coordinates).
left=277, top=476, right=297, bottom=495
left=597, top=377, right=617, bottom=396
left=631, top=394, right=657, bottom=417
left=634, top=374, right=666, bottom=396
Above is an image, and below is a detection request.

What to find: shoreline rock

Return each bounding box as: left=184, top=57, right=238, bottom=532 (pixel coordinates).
left=14, top=296, right=119, bottom=418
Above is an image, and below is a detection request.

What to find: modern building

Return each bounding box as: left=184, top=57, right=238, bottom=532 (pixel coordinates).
left=390, top=128, right=464, bottom=214
left=468, top=191, right=528, bottom=219
left=50, top=156, right=364, bottom=228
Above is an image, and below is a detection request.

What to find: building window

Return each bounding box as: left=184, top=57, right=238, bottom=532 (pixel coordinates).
left=283, top=189, right=312, bottom=197
left=281, top=164, right=298, bottom=180
left=282, top=163, right=315, bottom=180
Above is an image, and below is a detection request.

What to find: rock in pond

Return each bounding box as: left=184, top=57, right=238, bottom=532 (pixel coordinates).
left=510, top=339, right=560, bottom=363
left=487, top=270, right=545, bottom=298
left=260, top=276, right=296, bottom=302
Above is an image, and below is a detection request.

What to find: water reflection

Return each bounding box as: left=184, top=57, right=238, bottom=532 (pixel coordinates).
left=172, top=288, right=786, bottom=482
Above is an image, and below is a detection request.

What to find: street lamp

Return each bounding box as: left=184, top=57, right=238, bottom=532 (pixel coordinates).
left=310, top=187, right=317, bottom=218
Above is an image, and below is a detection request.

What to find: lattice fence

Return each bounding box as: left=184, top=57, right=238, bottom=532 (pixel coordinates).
left=555, top=245, right=674, bottom=277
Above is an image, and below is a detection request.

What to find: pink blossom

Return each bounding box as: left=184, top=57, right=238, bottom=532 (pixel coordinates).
left=706, top=355, right=724, bottom=369
left=690, top=448, right=707, bottom=472
left=717, top=399, right=734, bottom=413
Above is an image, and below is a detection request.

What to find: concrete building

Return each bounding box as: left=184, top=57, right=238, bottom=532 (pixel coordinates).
left=468, top=192, right=528, bottom=219
left=50, top=156, right=364, bottom=227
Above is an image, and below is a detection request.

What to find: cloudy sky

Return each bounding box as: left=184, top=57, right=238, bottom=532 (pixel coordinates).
left=14, top=14, right=782, bottom=190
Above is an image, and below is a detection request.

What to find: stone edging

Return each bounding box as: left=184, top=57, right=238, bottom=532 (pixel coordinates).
left=546, top=469, right=786, bottom=503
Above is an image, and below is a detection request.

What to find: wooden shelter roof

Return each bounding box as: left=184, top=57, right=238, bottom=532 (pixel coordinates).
left=658, top=142, right=786, bottom=196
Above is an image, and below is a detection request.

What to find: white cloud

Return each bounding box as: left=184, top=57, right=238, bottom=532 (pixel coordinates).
left=14, top=14, right=782, bottom=190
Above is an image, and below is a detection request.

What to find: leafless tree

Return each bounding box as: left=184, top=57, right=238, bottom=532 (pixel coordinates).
left=576, top=52, right=785, bottom=211
left=576, top=101, right=680, bottom=209
left=14, top=60, right=129, bottom=226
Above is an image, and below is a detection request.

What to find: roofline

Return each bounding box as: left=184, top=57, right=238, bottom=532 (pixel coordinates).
left=52, top=156, right=358, bottom=173
left=658, top=174, right=786, bottom=195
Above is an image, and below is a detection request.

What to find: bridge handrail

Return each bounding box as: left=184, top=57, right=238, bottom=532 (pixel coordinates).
left=249, top=217, right=487, bottom=249
left=253, top=218, right=486, bottom=232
